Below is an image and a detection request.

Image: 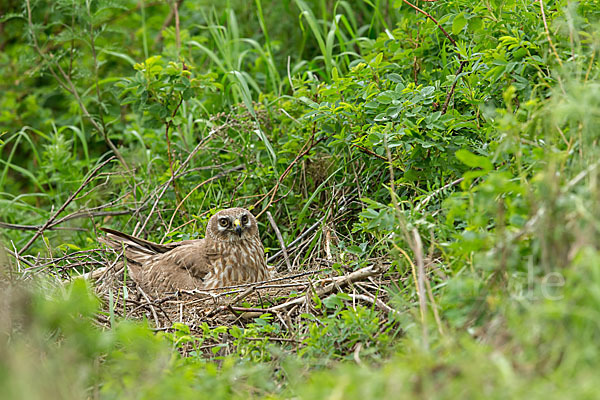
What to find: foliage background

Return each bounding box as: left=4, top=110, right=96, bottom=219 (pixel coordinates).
left=1, top=0, right=600, bottom=398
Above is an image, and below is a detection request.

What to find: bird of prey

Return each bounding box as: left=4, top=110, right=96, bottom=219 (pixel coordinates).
left=101, top=208, right=271, bottom=297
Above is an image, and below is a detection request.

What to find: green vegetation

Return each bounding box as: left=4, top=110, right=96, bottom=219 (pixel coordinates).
left=1, top=0, right=600, bottom=398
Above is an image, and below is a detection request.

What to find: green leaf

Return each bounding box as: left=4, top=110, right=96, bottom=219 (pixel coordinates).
left=172, top=322, right=190, bottom=335
left=468, top=17, right=483, bottom=33
left=452, top=13, right=468, bottom=35
left=387, top=73, right=403, bottom=83
left=331, top=66, right=339, bottom=81
left=455, top=149, right=493, bottom=171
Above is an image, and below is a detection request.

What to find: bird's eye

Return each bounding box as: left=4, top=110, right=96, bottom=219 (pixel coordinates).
left=218, top=218, right=229, bottom=227
left=241, top=214, right=248, bottom=224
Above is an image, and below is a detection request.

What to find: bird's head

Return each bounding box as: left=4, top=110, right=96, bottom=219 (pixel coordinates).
left=206, top=208, right=259, bottom=242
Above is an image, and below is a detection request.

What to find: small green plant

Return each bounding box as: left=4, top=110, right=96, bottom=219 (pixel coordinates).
left=120, top=56, right=218, bottom=130
left=299, top=293, right=398, bottom=363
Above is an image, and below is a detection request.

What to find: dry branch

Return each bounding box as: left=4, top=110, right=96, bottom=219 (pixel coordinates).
left=18, top=156, right=116, bottom=255
left=0, top=222, right=85, bottom=232
left=267, top=216, right=325, bottom=263
left=266, top=211, right=292, bottom=272
left=235, top=264, right=385, bottom=315
left=441, top=60, right=468, bottom=115
left=254, top=131, right=327, bottom=217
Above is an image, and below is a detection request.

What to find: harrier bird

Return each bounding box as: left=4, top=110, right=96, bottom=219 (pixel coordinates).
left=101, top=208, right=271, bottom=297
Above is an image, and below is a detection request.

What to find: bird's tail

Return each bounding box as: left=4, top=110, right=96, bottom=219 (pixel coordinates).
left=99, top=227, right=172, bottom=263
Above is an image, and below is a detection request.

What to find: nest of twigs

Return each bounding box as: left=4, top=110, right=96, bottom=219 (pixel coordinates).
left=84, top=240, right=402, bottom=356
left=94, top=258, right=396, bottom=327
left=8, top=207, right=407, bottom=357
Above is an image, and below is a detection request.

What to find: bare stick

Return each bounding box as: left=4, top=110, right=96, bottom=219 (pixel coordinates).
left=205, top=286, right=256, bottom=318
left=424, top=265, right=445, bottom=336
left=137, top=130, right=216, bottom=235
left=163, top=165, right=245, bottom=240
left=137, top=286, right=161, bottom=329
left=266, top=211, right=292, bottom=272
left=441, top=60, right=468, bottom=115
left=348, top=293, right=403, bottom=317
left=229, top=265, right=385, bottom=317
left=415, top=177, right=464, bottom=211
left=253, top=130, right=326, bottom=217
left=286, top=56, right=295, bottom=93
left=0, top=222, right=85, bottom=232
left=267, top=215, right=325, bottom=263
left=86, top=0, right=110, bottom=152
left=75, top=250, right=123, bottom=281
left=173, top=0, right=181, bottom=53
left=180, top=268, right=329, bottom=294
left=385, top=137, right=429, bottom=347
left=394, top=0, right=468, bottom=117
left=153, top=0, right=184, bottom=45
left=351, top=143, right=388, bottom=160
left=4, top=247, right=35, bottom=269
left=19, top=156, right=116, bottom=255
left=267, top=264, right=383, bottom=312
left=412, top=228, right=428, bottom=344
left=400, top=0, right=457, bottom=48
left=53, top=209, right=141, bottom=227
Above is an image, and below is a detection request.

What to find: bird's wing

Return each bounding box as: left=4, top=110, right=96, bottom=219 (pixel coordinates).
left=132, top=240, right=215, bottom=295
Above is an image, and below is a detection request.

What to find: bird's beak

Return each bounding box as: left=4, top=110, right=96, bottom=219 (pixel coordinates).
left=233, top=218, right=242, bottom=236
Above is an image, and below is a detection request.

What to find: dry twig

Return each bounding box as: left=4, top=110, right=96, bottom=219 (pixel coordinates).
left=267, top=211, right=292, bottom=272
left=18, top=156, right=116, bottom=255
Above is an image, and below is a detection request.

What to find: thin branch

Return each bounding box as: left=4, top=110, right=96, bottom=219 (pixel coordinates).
left=347, top=293, right=403, bottom=317
left=267, top=215, right=325, bottom=263
left=173, top=0, right=181, bottom=53
left=25, top=0, right=129, bottom=170
left=539, top=0, right=563, bottom=67
left=163, top=165, right=245, bottom=240
left=412, top=228, right=428, bottom=331
left=266, top=211, right=292, bottom=272
left=423, top=265, right=444, bottom=335
left=400, top=0, right=457, bottom=48
left=385, top=137, right=429, bottom=348
left=164, top=95, right=185, bottom=206
left=4, top=247, right=36, bottom=269
left=54, top=209, right=142, bottom=227
left=153, top=0, right=185, bottom=45
left=137, top=129, right=217, bottom=235
left=137, top=286, right=161, bottom=328
left=86, top=0, right=108, bottom=141
left=235, top=265, right=385, bottom=314
left=441, top=60, right=468, bottom=115
left=0, top=222, right=85, bottom=232
left=253, top=130, right=326, bottom=217
left=396, top=0, right=469, bottom=116
left=415, top=177, right=464, bottom=211
left=18, top=156, right=116, bottom=255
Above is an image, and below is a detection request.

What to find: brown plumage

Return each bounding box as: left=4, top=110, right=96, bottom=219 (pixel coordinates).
left=100, top=208, right=271, bottom=297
